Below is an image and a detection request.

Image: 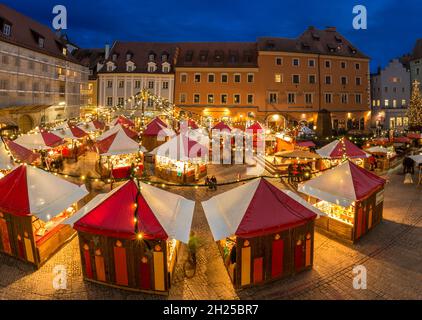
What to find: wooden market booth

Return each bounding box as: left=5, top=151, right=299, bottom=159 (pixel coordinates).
left=66, top=180, right=195, bottom=294
left=152, top=134, right=208, bottom=183
left=52, top=124, right=90, bottom=160
left=95, top=128, right=144, bottom=179
left=315, top=137, right=369, bottom=169
left=142, top=117, right=175, bottom=152
left=363, top=145, right=399, bottom=170
left=202, top=178, right=320, bottom=289
left=298, top=161, right=386, bottom=243
left=0, top=165, right=88, bottom=268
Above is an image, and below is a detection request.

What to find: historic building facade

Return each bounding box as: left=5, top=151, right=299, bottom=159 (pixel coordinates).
left=97, top=42, right=175, bottom=117
left=409, top=39, right=422, bottom=90
left=0, top=4, right=89, bottom=133
left=371, top=59, right=411, bottom=130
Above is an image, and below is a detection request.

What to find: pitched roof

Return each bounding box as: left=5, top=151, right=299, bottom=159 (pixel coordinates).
left=176, top=42, right=258, bottom=68
left=72, top=180, right=195, bottom=242
left=0, top=4, right=82, bottom=64
left=14, top=131, right=64, bottom=150
left=72, top=48, right=105, bottom=79
left=0, top=165, right=88, bottom=219
left=202, top=178, right=319, bottom=239
left=316, top=137, right=369, bottom=159
left=258, top=26, right=369, bottom=59
left=3, top=138, right=40, bottom=164
left=98, top=41, right=177, bottom=74
left=298, top=161, right=386, bottom=207
left=96, top=129, right=140, bottom=156
left=411, top=39, right=422, bottom=60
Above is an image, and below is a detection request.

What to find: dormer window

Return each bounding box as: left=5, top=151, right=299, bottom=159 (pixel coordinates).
left=148, top=53, right=155, bottom=61
left=185, top=51, right=193, bottom=62
left=161, top=53, right=168, bottom=62
left=229, top=52, right=238, bottom=63
left=3, top=23, right=11, bottom=36
left=126, top=53, right=132, bottom=60
left=162, top=62, right=170, bottom=73
left=62, top=47, right=67, bottom=55
left=147, top=61, right=157, bottom=73
left=112, top=53, right=118, bottom=61
left=199, top=51, right=208, bottom=62
left=106, top=61, right=115, bottom=72
left=38, top=37, right=45, bottom=48
left=126, top=61, right=135, bottom=72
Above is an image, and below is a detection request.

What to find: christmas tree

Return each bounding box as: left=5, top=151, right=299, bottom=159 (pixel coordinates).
left=407, top=80, right=422, bottom=130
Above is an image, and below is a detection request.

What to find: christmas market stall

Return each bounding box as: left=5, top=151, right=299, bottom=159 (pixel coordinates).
left=151, top=134, right=208, bottom=183
left=316, top=137, right=369, bottom=169
left=363, top=145, right=399, bottom=170
left=66, top=180, right=195, bottom=294
left=202, top=178, right=321, bottom=288
left=96, top=129, right=144, bottom=179
left=298, top=161, right=386, bottom=243
left=0, top=165, right=88, bottom=268
left=3, top=139, right=40, bottom=166
left=112, top=115, right=136, bottom=129
left=77, top=120, right=106, bottom=135
left=142, top=117, right=175, bottom=152
left=52, top=124, right=90, bottom=160
left=274, top=150, right=321, bottom=180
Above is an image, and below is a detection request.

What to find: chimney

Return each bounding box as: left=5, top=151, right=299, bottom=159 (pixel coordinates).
left=105, top=44, right=110, bottom=59
left=325, top=26, right=337, bottom=32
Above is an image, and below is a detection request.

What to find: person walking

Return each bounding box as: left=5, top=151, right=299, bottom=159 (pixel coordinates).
left=211, top=175, right=217, bottom=190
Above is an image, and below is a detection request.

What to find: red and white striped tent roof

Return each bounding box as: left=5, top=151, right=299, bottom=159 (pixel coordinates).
left=0, top=165, right=88, bottom=221
left=212, top=121, right=232, bottom=133
left=202, top=178, right=321, bottom=240
left=0, top=140, right=14, bottom=170
left=97, top=124, right=138, bottom=140
left=298, top=161, right=386, bottom=207
left=14, top=131, right=64, bottom=150
left=143, top=118, right=175, bottom=137
left=77, top=120, right=105, bottom=132
left=67, top=180, right=195, bottom=243
left=52, top=124, right=88, bottom=139
left=150, top=134, right=208, bottom=161
left=316, top=138, right=369, bottom=159
left=112, top=115, right=135, bottom=127
left=96, top=129, right=141, bottom=156
left=3, top=139, right=40, bottom=164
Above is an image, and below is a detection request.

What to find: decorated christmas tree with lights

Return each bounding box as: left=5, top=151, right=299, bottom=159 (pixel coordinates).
left=407, top=80, right=422, bottom=130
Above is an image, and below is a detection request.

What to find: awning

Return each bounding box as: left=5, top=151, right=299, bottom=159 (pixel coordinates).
left=96, top=129, right=141, bottom=156
left=151, top=134, right=208, bottom=161
left=71, top=180, right=195, bottom=243
left=298, top=161, right=386, bottom=207
left=3, top=139, right=40, bottom=164
left=202, top=178, right=319, bottom=240
left=97, top=124, right=138, bottom=140
left=14, top=131, right=64, bottom=150
left=316, top=138, right=369, bottom=159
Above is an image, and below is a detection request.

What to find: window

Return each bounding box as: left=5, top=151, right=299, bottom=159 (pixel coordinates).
left=180, top=73, right=187, bottom=83
left=292, top=75, right=300, bottom=84
left=384, top=87, right=388, bottom=93
left=148, top=53, right=155, bottom=61
left=221, top=94, right=227, bottom=104
left=356, top=77, right=362, bottom=86
left=269, top=92, right=278, bottom=104
left=118, top=97, right=124, bottom=105
left=233, top=94, right=240, bottom=104
left=341, top=93, right=348, bottom=104
left=341, top=61, right=347, bottom=69
left=194, top=94, right=200, bottom=103
left=162, top=65, right=170, bottom=73
left=38, top=37, right=45, bottom=48
left=393, top=99, right=397, bottom=108
left=325, top=60, right=331, bottom=68
left=308, top=59, right=315, bottom=67
left=14, top=57, right=20, bottom=67
left=325, top=93, right=332, bottom=104
left=147, top=98, right=153, bottom=108
left=247, top=73, right=254, bottom=83
left=3, top=24, right=11, bottom=36
left=107, top=64, right=113, bottom=71
left=402, top=99, right=406, bottom=106
left=275, top=74, right=282, bottom=83
left=247, top=94, right=254, bottom=104
left=107, top=80, right=113, bottom=88
left=127, top=65, right=133, bottom=72
left=417, top=68, right=420, bottom=75
left=325, top=75, right=332, bottom=84
left=208, top=73, right=215, bottom=83
left=118, top=80, right=124, bottom=88
left=234, top=74, right=241, bottom=83
left=396, top=117, right=403, bottom=127
left=309, top=75, right=316, bottom=84
left=42, top=64, right=48, bottom=73
left=135, top=80, right=141, bottom=89
left=62, top=48, right=67, bottom=56
left=292, top=58, right=300, bottom=66
left=276, top=57, right=282, bottom=65
left=180, top=93, right=186, bottom=103
left=28, top=60, right=34, bottom=69
left=355, top=63, right=360, bottom=70
left=403, top=117, right=409, bottom=127
left=390, top=118, right=396, bottom=128
left=194, top=73, right=201, bottom=83
left=305, top=93, right=313, bottom=104
left=162, top=81, right=169, bottom=89
left=355, top=94, right=362, bottom=104
left=384, top=99, right=389, bottom=107
left=221, top=74, right=228, bottom=83
left=106, top=97, right=113, bottom=106
left=204, top=94, right=212, bottom=104
left=288, top=93, right=296, bottom=104
left=148, top=65, right=155, bottom=72
left=341, top=76, right=347, bottom=85
left=148, top=81, right=154, bottom=89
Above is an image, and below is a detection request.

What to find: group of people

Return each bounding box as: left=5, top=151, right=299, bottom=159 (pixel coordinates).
left=205, top=175, right=218, bottom=190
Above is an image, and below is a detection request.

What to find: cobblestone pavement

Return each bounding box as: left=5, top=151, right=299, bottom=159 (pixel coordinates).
left=0, top=161, right=421, bottom=300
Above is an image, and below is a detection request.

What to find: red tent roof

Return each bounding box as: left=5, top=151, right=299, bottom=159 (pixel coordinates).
left=393, top=136, right=411, bottom=143
left=41, top=131, right=64, bottom=147
left=407, top=133, right=422, bottom=139
left=92, top=120, right=105, bottom=130
left=296, top=141, right=316, bottom=148
left=121, top=126, right=138, bottom=139
left=187, top=119, right=199, bottom=129
left=212, top=121, right=232, bottom=132
left=114, top=115, right=135, bottom=127
left=96, top=133, right=117, bottom=154
left=69, top=125, right=88, bottom=138
left=235, top=179, right=317, bottom=237
left=74, top=180, right=167, bottom=240
left=143, top=119, right=166, bottom=136
left=4, top=139, right=40, bottom=164
left=316, top=137, right=368, bottom=159
left=0, top=165, right=30, bottom=215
